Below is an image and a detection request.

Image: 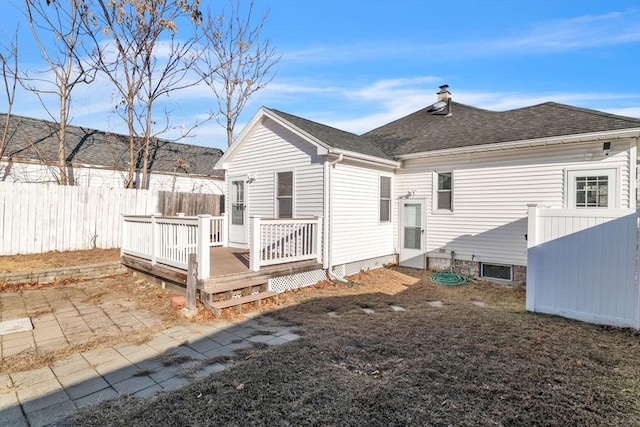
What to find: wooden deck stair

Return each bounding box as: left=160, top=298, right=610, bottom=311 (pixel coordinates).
left=200, top=259, right=322, bottom=318
left=200, top=277, right=278, bottom=318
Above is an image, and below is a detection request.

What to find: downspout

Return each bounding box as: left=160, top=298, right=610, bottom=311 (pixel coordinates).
left=325, top=154, right=351, bottom=284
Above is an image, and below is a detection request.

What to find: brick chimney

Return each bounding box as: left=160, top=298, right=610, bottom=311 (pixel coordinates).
left=437, top=84, right=451, bottom=102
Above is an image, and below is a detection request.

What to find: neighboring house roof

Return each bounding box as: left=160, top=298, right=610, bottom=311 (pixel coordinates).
left=364, top=101, right=640, bottom=156
left=0, top=113, right=224, bottom=177
left=266, top=108, right=393, bottom=160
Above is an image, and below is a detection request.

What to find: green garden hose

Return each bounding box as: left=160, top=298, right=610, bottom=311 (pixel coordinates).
left=429, top=271, right=471, bottom=286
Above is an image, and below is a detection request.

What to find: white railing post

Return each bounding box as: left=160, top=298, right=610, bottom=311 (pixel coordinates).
left=526, top=204, right=539, bottom=312
left=250, top=216, right=261, bottom=272
left=151, top=214, right=157, bottom=265
left=197, top=214, right=211, bottom=280
left=222, top=212, right=229, bottom=247
left=315, top=216, right=323, bottom=264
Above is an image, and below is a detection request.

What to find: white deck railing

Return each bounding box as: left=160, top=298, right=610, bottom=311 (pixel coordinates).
left=121, top=214, right=226, bottom=280
left=249, top=216, right=322, bottom=271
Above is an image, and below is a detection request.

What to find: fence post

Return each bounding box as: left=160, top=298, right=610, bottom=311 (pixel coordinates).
left=315, top=216, right=323, bottom=264
left=526, top=204, right=539, bottom=312
left=197, top=215, right=211, bottom=280
left=636, top=209, right=640, bottom=330
left=250, top=216, right=261, bottom=272
left=186, top=253, right=197, bottom=310
left=120, top=215, right=126, bottom=257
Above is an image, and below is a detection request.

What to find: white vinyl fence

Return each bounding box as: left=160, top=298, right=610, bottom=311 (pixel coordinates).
left=0, top=182, right=156, bottom=255
left=526, top=205, right=639, bottom=329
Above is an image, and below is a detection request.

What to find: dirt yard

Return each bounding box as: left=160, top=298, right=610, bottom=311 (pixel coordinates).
left=66, top=266, right=639, bottom=426
left=0, top=248, right=120, bottom=274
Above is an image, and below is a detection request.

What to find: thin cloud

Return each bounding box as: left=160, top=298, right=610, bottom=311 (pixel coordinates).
left=279, top=9, right=640, bottom=65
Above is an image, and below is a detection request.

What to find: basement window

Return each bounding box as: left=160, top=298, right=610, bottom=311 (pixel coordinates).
left=480, top=263, right=513, bottom=281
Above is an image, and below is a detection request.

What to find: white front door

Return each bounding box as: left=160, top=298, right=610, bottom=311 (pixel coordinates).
left=228, top=177, right=247, bottom=246
left=399, top=199, right=426, bottom=269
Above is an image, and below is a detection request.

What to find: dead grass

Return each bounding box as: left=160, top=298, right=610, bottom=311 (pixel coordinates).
left=70, top=267, right=640, bottom=427
left=0, top=248, right=120, bottom=273
left=0, top=328, right=163, bottom=375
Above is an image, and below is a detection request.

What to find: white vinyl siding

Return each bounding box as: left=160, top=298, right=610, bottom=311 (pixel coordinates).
left=393, top=139, right=633, bottom=267
left=224, top=119, right=324, bottom=221
left=332, top=162, right=394, bottom=265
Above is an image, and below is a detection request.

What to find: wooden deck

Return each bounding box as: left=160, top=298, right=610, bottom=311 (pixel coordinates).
left=121, top=246, right=322, bottom=289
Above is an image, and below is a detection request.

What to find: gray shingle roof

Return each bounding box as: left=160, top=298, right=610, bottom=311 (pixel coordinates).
left=266, top=108, right=393, bottom=159
left=265, top=101, right=639, bottom=161
left=364, top=102, right=640, bottom=156
left=1, top=113, right=224, bottom=177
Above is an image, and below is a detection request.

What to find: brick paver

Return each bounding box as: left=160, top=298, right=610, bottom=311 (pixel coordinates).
left=0, top=282, right=302, bottom=426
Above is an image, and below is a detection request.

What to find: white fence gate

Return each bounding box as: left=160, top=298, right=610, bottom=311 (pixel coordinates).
left=0, top=182, right=156, bottom=255
left=526, top=205, right=639, bottom=329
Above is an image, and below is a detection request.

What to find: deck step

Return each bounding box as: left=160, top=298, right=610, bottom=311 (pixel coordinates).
left=204, top=291, right=278, bottom=318
left=202, top=277, right=268, bottom=293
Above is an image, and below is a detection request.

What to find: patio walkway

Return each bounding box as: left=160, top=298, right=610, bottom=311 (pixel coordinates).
left=0, top=281, right=300, bottom=427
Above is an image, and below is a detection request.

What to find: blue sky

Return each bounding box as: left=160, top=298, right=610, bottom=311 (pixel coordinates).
left=1, top=0, right=639, bottom=151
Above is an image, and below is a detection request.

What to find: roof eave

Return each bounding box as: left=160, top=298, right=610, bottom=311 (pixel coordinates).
left=329, top=148, right=401, bottom=168
left=395, top=128, right=640, bottom=160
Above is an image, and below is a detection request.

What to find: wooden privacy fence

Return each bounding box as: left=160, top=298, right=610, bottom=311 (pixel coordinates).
left=0, top=182, right=156, bottom=255
left=157, top=191, right=223, bottom=216
left=526, top=205, right=639, bottom=329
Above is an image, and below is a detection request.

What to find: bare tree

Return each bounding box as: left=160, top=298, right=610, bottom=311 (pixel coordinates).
left=198, top=0, right=279, bottom=147
left=87, top=0, right=203, bottom=189
left=23, top=0, right=95, bottom=185
left=0, top=28, right=20, bottom=160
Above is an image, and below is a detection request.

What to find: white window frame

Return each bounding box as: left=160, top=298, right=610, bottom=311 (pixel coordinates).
left=480, top=263, right=513, bottom=282
left=432, top=170, right=454, bottom=214
left=379, top=175, right=392, bottom=223
left=565, top=168, right=618, bottom=209
left=275, top=170, right=295, bottom=218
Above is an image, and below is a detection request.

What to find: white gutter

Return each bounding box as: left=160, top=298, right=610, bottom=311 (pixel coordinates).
left=325, top=154, right=350, bottom=284
left=396, top=128, right=640, bottom=160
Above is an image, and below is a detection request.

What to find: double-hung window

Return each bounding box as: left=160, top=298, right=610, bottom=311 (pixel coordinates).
left=435, top=172, right=453, bottom=211
left=379, top=176, right=391, bottom=222
left=277, top=171, right=293, bottom=218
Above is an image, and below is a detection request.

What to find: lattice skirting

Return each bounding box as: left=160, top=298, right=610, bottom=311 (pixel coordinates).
left=268, top=254, right=396, bottom=293
left=268, top=269, right=327, bottom=293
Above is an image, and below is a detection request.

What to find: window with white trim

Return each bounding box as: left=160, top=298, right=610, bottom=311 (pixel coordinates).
left=567, top=169, right=617, bottom=208
left=379, top=176, right=391, bottom=222
left=277, top=171, right=293, bottom=218
left=436, top=172, right=452, bottom=211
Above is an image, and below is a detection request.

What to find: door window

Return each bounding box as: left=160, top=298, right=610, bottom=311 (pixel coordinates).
left=403, top=203, right=422, bottom=250
left=231, top=180, right=244, bottom=225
